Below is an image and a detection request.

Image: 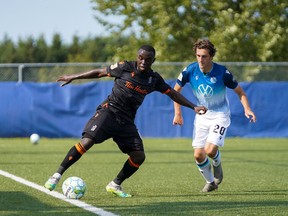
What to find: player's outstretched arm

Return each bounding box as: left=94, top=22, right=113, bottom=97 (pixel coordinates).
left=167, top=88, right=207, bottom=115
left=56, top=68, right=108, bottom=86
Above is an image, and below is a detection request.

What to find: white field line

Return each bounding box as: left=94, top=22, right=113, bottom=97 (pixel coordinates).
left=0, top=169, right=118, bottom=216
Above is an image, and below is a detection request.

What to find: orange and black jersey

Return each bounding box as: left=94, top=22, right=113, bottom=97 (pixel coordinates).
left=103, top=60, right=171, bottom=122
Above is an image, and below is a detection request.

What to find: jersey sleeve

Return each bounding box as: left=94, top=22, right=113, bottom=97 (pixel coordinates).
left=223, top=69, right=238, bottom=89
left=176, top=67, right=189, bottom=87
left=154, top=73, right=172, bottom=94
left=106, top=61, right=126, bottom=77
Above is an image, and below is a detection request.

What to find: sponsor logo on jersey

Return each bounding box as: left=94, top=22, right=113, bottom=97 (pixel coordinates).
left=198, top=84, right=213, bottom=98
left=125, top=81, right=148, bottom=94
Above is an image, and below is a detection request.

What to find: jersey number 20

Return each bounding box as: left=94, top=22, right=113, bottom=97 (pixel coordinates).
left=213, top=125, right=226, bottom=135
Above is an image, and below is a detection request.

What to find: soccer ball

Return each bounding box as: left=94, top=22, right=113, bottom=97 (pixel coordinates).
left=30, top=133, right=40, bottom=144
left=62, top=176, right=87, bottom=199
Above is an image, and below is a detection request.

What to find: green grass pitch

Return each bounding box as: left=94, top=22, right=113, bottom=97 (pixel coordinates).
left=0, top=137, right=287, bottom=215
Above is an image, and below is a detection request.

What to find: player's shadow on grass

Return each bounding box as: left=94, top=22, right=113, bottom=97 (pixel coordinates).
left=0, top=191, right=81, bottom=215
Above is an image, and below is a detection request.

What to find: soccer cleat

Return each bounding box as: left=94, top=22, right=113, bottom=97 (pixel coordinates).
left=201, top=182, right=218, bottom=192
left=44, top=173, right=61, bottom=191
left=106, top=181, right=132, bottom=198
left=213, top=163, right=223, bottom=185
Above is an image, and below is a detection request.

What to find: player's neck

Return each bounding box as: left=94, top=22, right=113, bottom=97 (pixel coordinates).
left=201, top=62, right=213, bottom=74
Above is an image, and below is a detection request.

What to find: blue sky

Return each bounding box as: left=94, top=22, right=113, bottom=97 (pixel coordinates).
left=0, top=0, right=111, bottom=44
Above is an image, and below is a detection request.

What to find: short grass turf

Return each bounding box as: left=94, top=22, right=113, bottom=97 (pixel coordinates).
left=0, top=137, right=287, bottom=216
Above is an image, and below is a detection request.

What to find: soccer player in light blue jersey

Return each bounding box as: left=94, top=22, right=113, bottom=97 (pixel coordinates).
left=173, top=39, right=256, bottom=192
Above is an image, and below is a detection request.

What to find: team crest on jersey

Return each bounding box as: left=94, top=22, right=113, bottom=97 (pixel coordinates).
left=210, top=77, right=217, bottom=83
left=195, top=75, right=199, bottom=80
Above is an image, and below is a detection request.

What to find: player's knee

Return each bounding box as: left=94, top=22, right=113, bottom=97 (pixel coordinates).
left=129, top=151, right=146, bottom=165
left=205, top=149, right=218, bottom=158
left=80, top=138, right=94, bottom=151
left=204, top=144, right=218, bottom=158
left=194, top=150, right=206, bottom=162
left=194, top=154, right=206, bottom=163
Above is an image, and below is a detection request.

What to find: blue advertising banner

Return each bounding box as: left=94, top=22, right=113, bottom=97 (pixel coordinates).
left=0, top=81, right=287, bottom=138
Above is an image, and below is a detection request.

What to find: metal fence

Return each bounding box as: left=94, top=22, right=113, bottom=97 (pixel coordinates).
left=0, top=62, right=287, bottom=82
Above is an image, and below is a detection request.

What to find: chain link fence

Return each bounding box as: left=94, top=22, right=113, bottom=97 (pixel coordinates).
left=0, top=62, right=287, bottom=82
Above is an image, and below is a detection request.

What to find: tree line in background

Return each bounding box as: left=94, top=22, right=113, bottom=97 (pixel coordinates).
left=0, top=34, right=129, bottom=63
left=1, top=0, right=287, bottom=63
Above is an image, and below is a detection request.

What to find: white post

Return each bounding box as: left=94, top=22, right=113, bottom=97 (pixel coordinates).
left=18, top=64, right=24, bottom=83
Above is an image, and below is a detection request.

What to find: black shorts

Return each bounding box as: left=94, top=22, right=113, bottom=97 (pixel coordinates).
left=82, top=106, right=143, bottom=153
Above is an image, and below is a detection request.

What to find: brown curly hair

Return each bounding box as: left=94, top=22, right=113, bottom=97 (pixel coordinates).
left=193, top=39, right=217, bottom=57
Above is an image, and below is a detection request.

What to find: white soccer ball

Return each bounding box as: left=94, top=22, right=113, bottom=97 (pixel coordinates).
left=30, top=133, right=40, bottom=144
left=62, top=176, right=87, bottom=199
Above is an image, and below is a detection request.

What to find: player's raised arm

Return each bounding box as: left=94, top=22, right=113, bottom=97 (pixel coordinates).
left=56, top=68, right=108, bottom=86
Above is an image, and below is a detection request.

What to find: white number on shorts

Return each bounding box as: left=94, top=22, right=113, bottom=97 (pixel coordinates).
left=213, top=125, right=226, bottom=135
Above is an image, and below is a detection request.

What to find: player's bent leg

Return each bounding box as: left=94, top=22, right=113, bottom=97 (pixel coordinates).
left=106, top=151, right=145, bottom=198
left=44, top=138, right=93, bottom=191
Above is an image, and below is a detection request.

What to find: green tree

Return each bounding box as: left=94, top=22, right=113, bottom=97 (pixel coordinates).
left=209, top=0, right=288, bottom=62
left=93, top=0, right=214, bottom=61
left=66, top=35, right=129, bottom=62
left=46, top=34, right=68, bottom=62
left=0, top=35, right=16, bottom=63
left=34, top=35, right=48, bottom=62
left=92, top=0, right=287, bottom=62
left=15, top=36, right=36, bottom=63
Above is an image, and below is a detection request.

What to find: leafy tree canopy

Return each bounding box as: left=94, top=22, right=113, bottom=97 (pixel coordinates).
left=92, top=0, right=288, bottom=62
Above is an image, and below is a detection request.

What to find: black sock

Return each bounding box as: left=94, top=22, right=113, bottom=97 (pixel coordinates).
left=113, top=158, right=139, bottom=185
left=57, top=143, right=86, bottom=175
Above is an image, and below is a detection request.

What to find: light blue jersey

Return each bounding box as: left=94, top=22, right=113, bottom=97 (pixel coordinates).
left=177, top=62, right=238, bottom=114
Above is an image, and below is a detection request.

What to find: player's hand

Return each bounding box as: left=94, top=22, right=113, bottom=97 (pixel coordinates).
left=56, top=75, right=74, bottom=87
left=173, top=114, right=184, bottom=125
left=245, top=110, right=256, bottom=123
left=194, top=106, right=207, bottom=115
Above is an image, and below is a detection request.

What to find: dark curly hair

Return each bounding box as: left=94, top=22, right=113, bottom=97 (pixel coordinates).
left=193, top=39, right=217, bottom=57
